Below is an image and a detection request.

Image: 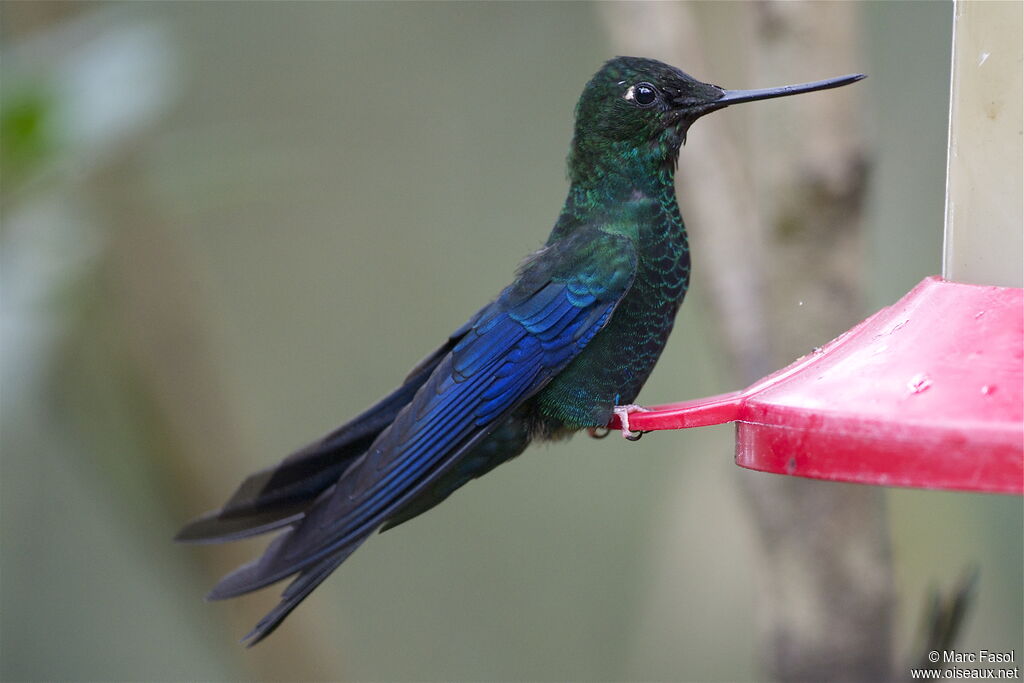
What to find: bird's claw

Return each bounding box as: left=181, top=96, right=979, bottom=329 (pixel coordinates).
left=614, top=404, right=649, bottom=441
left=587, top=427, right=611, bottom=439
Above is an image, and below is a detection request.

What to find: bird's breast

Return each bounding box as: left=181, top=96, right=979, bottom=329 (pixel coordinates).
left=529, top=207, right=690, bottom=434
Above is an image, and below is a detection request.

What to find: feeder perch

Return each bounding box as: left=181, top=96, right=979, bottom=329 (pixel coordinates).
left=612, top=277, right=1022, bottom=494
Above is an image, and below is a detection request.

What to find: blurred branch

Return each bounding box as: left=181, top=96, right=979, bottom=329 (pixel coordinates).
left=602, top=3, right=894, bottom=680
left=911, top=568, right=979, bottom=677
left=88, top=155, right=338, bottom=679
left=2, top=5, right=342, bottom=674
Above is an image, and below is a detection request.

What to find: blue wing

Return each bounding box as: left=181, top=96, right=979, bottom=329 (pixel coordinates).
left=175, top=311, right=488, bottom=544
left=208, top=227, right=637, bottom=643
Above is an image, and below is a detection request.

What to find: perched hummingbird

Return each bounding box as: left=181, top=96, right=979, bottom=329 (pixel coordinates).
left=178, top=57, right=864, bottom=644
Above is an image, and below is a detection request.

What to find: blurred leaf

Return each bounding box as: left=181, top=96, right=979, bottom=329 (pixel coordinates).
left=1, top=83, right=59, bottom=195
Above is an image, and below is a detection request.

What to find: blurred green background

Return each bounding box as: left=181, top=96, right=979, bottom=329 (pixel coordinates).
left=1, top=2, right=1020, bottom=681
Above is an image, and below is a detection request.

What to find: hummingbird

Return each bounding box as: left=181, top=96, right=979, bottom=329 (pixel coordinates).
left=177, top=56, right=864, bottom=645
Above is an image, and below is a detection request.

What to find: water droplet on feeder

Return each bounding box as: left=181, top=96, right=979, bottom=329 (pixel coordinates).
left=907, top=373, right=932, bottom=394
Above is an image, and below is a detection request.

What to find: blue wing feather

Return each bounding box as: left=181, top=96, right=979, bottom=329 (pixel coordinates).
left=208, top=227, right=638, bottom=643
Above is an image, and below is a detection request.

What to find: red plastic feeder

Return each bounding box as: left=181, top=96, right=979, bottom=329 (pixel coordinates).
left=613, top=277, right=1023, bottom=494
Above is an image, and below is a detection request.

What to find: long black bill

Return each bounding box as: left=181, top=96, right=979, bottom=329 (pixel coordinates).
left=718, top=73, right=865, bottom=106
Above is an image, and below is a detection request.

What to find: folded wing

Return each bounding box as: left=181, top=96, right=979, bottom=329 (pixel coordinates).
left=175, top=312, right=485, bottom=544
left=204, top=227, right=638, bottom=644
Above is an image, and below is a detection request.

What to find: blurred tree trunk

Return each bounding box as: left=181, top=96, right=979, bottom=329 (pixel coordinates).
left=602, top=3, right=895, bottom=680
left=2, top=3, right=337, bottom=676
left=88, top=157, right=340, bottom=680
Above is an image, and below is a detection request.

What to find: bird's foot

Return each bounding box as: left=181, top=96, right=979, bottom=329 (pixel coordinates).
left=587, top=427, right=611, bottom=439
left=614, top=404, right=650, bottom=441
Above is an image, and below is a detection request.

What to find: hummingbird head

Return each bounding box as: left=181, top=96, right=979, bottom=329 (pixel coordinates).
left=569, top=56, right=864, bottom=184
left=574, top=57, right=720, bottom=153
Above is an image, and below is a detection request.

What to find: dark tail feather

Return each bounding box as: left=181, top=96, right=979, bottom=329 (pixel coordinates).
left=180, top=325, right=478, bottom=641
left=240, top=542, right=366, bottom=647
left=176, top=340, right=458, bottom=544
left=175, top=505, right=306, bottom=544
left=207, top=408, right=522, bottom=604
left=174, top=429, right=370, bottom=544
left=203, top=481, right=372, bottom=602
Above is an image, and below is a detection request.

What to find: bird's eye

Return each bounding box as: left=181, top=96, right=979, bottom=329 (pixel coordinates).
left=633, top=83, right=658, bottom=107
